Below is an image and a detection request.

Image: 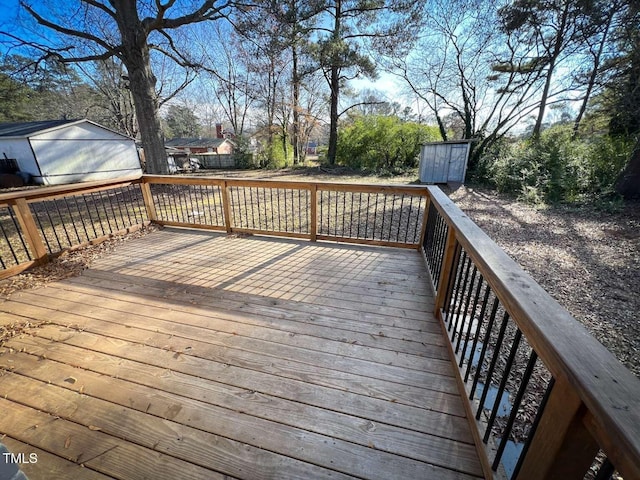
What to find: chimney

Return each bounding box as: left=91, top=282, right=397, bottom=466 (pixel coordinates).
left=215, top=123, right=224, bottom=139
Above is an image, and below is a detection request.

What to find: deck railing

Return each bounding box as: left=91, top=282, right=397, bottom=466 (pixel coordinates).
left=0, top=175, right=639, bottom=480
left=0, top=177, right=147, bottom=279
left=423, top=185, right=640, bottom=480
left=142, top=175, right=428, bottom=247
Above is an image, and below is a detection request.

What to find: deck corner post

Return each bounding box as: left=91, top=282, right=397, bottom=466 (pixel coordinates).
left=140, top=180, right=157, bottom=222
left=221, top=180, right=233, bottom=233
left=310, top=184, right=318, bottom=242
left=515, top=377, right=599, bottom=480
left=417, top=191, right=431, bottom=251
left=10, top=197, right=48, bottom=262
left=433, top=226, right=458, bottom=315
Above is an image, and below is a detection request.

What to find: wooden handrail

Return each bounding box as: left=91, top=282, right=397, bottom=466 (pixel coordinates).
left=426, top=185, right=640, bottom=479
left=0, top=175, right=142, bottom=206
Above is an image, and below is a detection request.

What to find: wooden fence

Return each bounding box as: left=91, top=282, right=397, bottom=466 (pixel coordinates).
left=0, top=175, right=638, bottom=480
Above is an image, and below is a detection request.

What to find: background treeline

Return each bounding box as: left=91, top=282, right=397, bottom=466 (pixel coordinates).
left=1, top=0, right=639, bottom=201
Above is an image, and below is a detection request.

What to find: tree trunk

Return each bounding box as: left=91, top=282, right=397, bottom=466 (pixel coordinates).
left=292, top=47, right=301, bottom=165
left=615, top=139, right=640, bottom=198
left=127, top=63, right=167, bottom=174
left=572, top=9, right=613, bottom=140
left=113, top=0, right=167, bottom=174
left=532, top=2, right=570, bottom=139
left=327, top=64, right=340, bottom=166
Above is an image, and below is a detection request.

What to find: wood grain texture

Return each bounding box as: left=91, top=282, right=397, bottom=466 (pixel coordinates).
left=0, top=229, right=483, bottom=479
left=427, top=185, right=640, bottom=479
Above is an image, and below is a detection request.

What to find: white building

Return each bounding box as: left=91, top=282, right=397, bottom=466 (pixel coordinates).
left=0, top=119, right=142, bottom=186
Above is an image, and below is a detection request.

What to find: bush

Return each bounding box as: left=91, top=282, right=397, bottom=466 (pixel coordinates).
left=336, top=115, right=441, bottom=174
left=477, top=125, right=633, bottom=204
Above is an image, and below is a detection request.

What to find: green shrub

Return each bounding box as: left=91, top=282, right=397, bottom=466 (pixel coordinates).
left=476, top=125, right=633, bottom=204
left=336, top=115, right=441, bottom=174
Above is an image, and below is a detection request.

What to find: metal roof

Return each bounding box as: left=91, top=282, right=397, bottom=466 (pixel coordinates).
left=165, top=137, right=229, bottom=148
left=0, top=119, right=80, bottom=138
left=0, top=119, right=135, bottom=140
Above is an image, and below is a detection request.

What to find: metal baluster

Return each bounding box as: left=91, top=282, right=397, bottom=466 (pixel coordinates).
left=80, top=194, right=99, bottom=238
left=484, top=328, right=523, bottom=441
left=63, top=197, right=82, bottom=244
left=0, top=213, right=20, bottom=264
left=470, top=296, right=501, bottom=397
left=511, top=377, right=555, bottom=479
left=8, top=208, right=31, bottom=261
left=476, top=312, right=511, bottom=419
left=456, top=265, right=479, bottom=352
left=451, top=255, right=475, bottom=341
left=460, top=275, right=486, bottom=365
left=445, top=250, right=469, bottom=327
left=493, top=349, right=538, bottom=471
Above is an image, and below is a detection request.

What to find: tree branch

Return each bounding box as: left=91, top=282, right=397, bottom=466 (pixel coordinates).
left=20, top=1, right=116, bottom=53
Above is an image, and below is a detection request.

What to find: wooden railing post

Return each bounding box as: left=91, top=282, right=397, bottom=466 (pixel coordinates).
left=310, top=184, right=318, bottom=242
left=221, top=180, right=233, bottom=233
left=10, top=198, right=48, bottom=262
left=515, top=377, right=599, bottom=480
left=140, top=180, right=157, bottom=222
left=417, top=193, right=431, bottom=250
left=434, top=227, right=458, bottom=314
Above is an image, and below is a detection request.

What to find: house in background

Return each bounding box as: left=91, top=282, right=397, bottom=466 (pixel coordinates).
left=165, top=126, right=237, bottom=169
left=0, top=119, right=142, bottom=186
left=164, top=137, right=235, bottom=155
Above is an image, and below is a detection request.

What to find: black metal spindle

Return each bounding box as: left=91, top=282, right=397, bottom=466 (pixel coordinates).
left=372, top=193, right=379, bottom=240
left=160, top=186, right=171, bottom=222
left=8, top=208, right=31, bottom=261
left=511, top=377, right=555, bottom=479
left=79, top=194, right=98, bottom=238
left=0, top=214, right=20, bottom=264
left=441, top=240, right=462, bottom=319
left=445, top=249, right=469, bottom=327
left=112, top=190, right=128, bottom=230
left=50, top=197, right=72, bottom=247
left=455, top=265, right=479, bottom=351
left=99, top=191, right=116, bottom=233
left=62, top=197, right=82, bottom=244
left=476, top=312, right=511, bottom=420
left=484, top=328, right=523, bottom=442
left=72, top=195, right=91, bottom=241
left=43, top=200, right=64, bottom=250
left=460, top=275, right=486, bottom=365
left=103, top=190, right=119, bottom=230
left=470, top=297, right=501, bottom=397
left=492, top=349, right=538, bottom=470
left=123, top=186, right=137, bottom=226
left=451, top=254, right=474, bottom=339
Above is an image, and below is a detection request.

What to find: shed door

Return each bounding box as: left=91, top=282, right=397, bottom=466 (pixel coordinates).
left=447, top=144, right=469, bottom=182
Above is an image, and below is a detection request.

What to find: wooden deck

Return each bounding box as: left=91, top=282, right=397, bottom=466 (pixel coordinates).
left=0, top=228, right=484, bottom=480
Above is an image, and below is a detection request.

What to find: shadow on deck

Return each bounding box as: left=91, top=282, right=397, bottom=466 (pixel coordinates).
left=0, top=228, right=484, bottom=480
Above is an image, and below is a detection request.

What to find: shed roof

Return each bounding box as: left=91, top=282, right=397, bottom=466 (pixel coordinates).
left=0, top=119, right=134, bottom=140
left=165, top=137, right=229, bottom=148
left=0, top=119, right=78, bottom=138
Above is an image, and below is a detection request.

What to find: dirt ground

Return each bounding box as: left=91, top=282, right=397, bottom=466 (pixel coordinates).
left=447, top=185, right=640, bottom=378
left=2, top=167, right=638, bottom=378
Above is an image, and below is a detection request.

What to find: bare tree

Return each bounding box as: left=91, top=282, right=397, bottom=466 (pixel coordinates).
left=314, top=0, right=422, bottom=165
left=398, top=0, right=544, bottom=167
left=2, top=1, right=231, bottom=174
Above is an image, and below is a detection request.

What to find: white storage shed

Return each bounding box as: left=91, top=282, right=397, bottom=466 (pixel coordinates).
left=419, top=141, right=472, bottom=184
left=0, top=119, right=142, bottom=186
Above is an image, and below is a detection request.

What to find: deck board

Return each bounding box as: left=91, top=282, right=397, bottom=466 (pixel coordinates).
left=0, top=228, right=484, bottom=479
